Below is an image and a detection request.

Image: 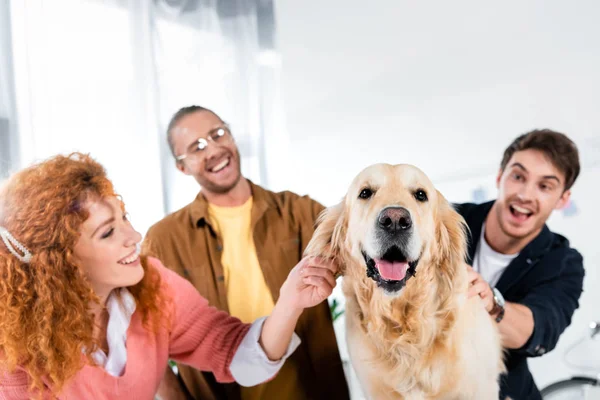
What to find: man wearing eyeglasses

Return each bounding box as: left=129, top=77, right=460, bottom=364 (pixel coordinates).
left=144, top=106, right=350, bottom=400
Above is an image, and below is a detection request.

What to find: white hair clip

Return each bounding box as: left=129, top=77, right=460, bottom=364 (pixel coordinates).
left=0, top=226, right=33, bottom=264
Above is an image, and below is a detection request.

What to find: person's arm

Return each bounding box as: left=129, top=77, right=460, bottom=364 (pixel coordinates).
left=226, top=256, right=336, bottom=387
left=159, top=255, right=336, bottom=385
left=493, top=302, right=534, bottom=349
left=467, top=266, right=534, bottom=348
left=512, top=251, right=584, bottom=356
left=259, top=256, right=335, bottom=360
left=467, top=250, right=584, bottom=354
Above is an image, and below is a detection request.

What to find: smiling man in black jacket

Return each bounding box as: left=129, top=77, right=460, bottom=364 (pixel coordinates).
left=455, top=129, right=585, bottom=400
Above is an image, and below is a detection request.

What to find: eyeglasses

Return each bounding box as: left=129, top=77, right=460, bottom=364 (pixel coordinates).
left=175, top=125, right=232, bottom=162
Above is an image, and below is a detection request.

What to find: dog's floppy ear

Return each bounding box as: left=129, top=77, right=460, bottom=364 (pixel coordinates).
left=434, top=190, right=468, bottom=269
left=305, top=201, right=349, bottom=273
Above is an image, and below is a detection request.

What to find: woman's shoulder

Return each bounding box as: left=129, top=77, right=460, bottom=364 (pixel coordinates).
left=144, top=256, right=206, bottom=305
left=145, top=256, right=178, bottom=283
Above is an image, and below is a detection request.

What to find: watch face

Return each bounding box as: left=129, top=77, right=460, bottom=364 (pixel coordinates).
left=493, top=288, right=505, bottom=307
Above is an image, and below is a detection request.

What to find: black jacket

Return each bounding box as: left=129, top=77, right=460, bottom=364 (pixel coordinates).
left=455, top=201, right=585, bottom=400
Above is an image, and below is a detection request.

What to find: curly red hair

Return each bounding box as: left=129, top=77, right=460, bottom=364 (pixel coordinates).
left=0, top=153, right=170, bottom=396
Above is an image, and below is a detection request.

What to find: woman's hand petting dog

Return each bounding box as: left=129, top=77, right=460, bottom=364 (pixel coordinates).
left=279, top=257, right=338, bottom=311
left=466, top=265, right=495, bottom=313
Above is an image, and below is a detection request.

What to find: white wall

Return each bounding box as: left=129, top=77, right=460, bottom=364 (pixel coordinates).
left=273, top=0, right=600, bottom=395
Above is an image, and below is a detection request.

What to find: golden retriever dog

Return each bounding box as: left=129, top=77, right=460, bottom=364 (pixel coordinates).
left=305, top=164, right=504, bottom=400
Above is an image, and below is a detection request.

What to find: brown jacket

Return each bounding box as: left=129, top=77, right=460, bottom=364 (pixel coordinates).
left=144, top=181, right=349, bottom=400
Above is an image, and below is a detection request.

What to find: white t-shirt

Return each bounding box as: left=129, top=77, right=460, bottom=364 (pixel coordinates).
left=472, top=224, right=519, bottom=287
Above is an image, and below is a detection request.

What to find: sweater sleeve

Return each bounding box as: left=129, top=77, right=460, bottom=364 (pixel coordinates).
left=229, top=317, right=301, bottom=386
left=0, top=369, right=27, bottom=400
left=154, top=258, right=251, bottom=383
left=155, top=258, right=301, bottom=386
left=0, top=367, right=51, bottom=400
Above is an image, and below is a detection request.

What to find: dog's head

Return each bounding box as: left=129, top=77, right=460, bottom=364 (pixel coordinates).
left=307, top=163, right=467, bottom=298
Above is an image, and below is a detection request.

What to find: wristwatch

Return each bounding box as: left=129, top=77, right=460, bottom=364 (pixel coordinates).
left=490, top=287, right=505, bottom=323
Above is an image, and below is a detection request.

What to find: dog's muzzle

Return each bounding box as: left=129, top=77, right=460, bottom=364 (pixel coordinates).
left=363, top=207, right=420, bottom=293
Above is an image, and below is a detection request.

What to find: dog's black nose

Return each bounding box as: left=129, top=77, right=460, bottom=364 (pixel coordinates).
left=378, top=207, right=412, bottom=232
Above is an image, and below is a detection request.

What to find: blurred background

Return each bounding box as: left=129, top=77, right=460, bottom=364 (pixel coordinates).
left=1, top=0, right=599, bottom=397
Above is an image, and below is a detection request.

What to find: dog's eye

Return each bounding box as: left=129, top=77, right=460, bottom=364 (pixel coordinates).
left=414, top=189, right=428, bottom=202
left=359, top=188, right=373, bottom=200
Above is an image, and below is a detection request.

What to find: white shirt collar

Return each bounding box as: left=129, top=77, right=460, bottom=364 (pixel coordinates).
left=91, top=288, right=137, bottom=377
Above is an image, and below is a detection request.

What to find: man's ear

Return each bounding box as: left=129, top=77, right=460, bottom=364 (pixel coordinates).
left=176, top=161, right=190, bottom=175
left=496, top=168, right=503, bottom=189
left=555, top=189, right=571, bottom=210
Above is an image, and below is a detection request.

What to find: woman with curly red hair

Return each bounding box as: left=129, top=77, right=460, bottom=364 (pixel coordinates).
left=0, top=153, right=338, bottom=399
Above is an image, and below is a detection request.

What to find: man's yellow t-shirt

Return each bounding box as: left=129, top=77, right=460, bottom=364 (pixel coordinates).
left=208, top=197, right=303, bottom=399
left=207, top=197, right=274, bottom=322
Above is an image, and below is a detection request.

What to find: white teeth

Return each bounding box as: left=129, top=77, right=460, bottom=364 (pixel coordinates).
left=512, top=204, right=533, bottom=215
left=119, top=249, right=140, bottom=265
left=210, top=158, right=229, bottom=173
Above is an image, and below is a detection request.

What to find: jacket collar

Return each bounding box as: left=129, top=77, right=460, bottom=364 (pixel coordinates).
left=464, top=201, right=554, bottom=293
left=189, top=179, right=276, bottom=230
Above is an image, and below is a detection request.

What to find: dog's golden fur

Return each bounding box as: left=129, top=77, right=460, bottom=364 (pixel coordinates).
left=306, top=164, right=504, bottom=400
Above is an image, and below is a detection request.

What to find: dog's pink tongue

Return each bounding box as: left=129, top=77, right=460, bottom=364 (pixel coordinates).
left=375, top=260, right=409, bottom=281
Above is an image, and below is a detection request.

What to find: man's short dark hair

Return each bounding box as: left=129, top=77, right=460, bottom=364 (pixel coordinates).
left=500, top=129, right=580, bottom=191
left=166, top=105, right=218, bottom=159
